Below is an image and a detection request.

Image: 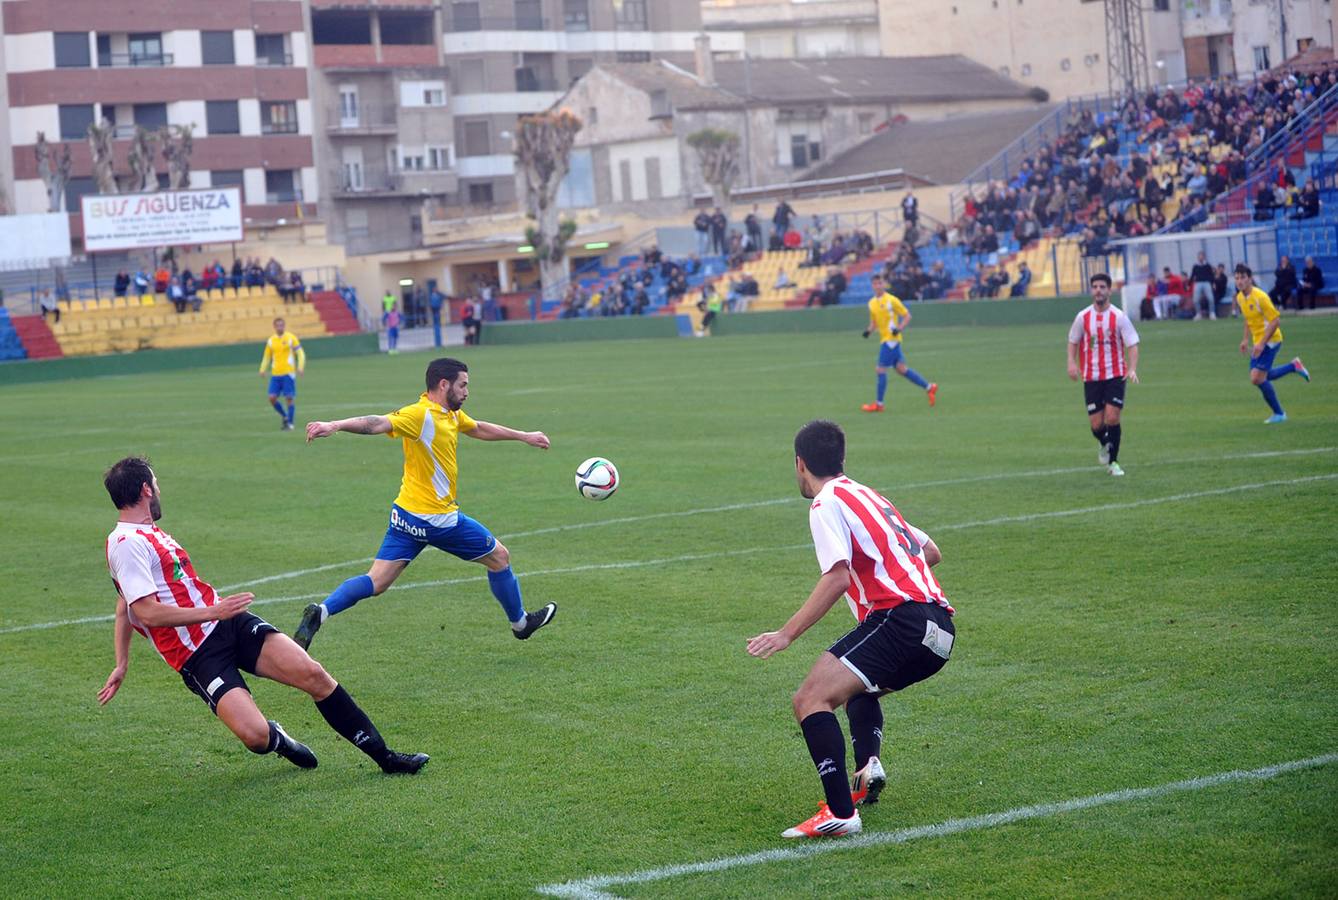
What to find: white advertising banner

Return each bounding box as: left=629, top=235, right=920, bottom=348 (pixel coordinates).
left=81, top=187, right=244, bottom=252
left=0, top=213, right=72, bottom=271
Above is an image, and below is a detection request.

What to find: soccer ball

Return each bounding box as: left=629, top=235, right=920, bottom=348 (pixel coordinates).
left=575, top=457, right=619, bottom=501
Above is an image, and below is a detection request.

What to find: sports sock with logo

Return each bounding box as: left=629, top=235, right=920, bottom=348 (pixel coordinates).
left=1267, top=363, right=1296, bottom=381
left=315, top=684, right=390, bottom=764
left=800, top=711, right=855, bottom=819
left=248, top=721, right=283, bottom=754
left=322, top=575, right=374, bottom=618
left=902, top=368, right=930, bottom=389
left=487, top=566, right=526, bottom=625
left=1106, top=424, right=1122, bottom=463
left=1257, top=382, right=1284, bottom=415
left=846, top=693, right=884, bottom=771
left=876, top=372, right=888, bottom=403
left=271, top=399, right=286, bottom=417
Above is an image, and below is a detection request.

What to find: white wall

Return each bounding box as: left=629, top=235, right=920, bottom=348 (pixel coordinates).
left=172, top=100, right=207, bottom=131
left=3, top=32, right=55, bottom=72
left=608, top=137, right=681, bottom=202
left=296, top=98, right=314, bottom=135
left=243, top=168, right=266, bottom=206
left=13, top=179, right=50, bottom=215
left=301, top=167, right=319, bottom=204
left=9, top=105, right=59, bottom=144
left=164, top=30, right=202, bottom=67
left=234, top=29, right=256, bottom=66
left=291, top=32, right=309, bottom=68
left=456, top=154, right=515, bottom=178
left=239, top=98, right=262, bottom=136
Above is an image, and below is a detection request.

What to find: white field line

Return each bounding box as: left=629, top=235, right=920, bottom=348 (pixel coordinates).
left=3, top=469, right=1334, bottom=637
left=534, top=753, right=1338, bottom=899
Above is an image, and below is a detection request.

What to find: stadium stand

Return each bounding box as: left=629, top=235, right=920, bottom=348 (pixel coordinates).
left=0, top=309, right=29, bottom=361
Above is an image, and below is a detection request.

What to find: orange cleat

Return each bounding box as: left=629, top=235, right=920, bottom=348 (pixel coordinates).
left=926, top=383, right=938, bottom=407
left=781, top=803, right=862, bottom=839
left=861, top=402, right=885, bottom=413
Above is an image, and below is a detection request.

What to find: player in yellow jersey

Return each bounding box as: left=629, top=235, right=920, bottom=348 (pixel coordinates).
left=294, top=358, right=557, bottom=649
left=260, top=318, right=305, bottom=431
left=860, top=275, right=937, bottom=413
left=1233, top=264, right=1310, bottom=424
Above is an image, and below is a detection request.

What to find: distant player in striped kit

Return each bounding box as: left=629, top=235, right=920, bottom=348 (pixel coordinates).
left=98, top=456, right=428, bottom=775
left=1067, top=273, right=1140, bottom=476
left=747, top=420, right=955, bottom=839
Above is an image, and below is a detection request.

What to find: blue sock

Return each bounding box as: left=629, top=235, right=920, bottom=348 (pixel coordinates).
left=902, top=368, right=930, bottom=389
left=271, top=399, right=285, bottom=417
left=1267, top=364, right=1295, bottom=381
left=321, top=575, right=374, bottom=618
left=286, top=401, right=295, bottom=424
left=487, top=566, right=526, bottom=624
left=1257, top=382, right=1284, bottom=415
left=876, top=372, right=888, bottom=403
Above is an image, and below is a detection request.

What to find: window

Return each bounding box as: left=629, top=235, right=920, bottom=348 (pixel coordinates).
left=59, top=104, right=95, bottom=140
left=400, top=149, right=425, bottom=170
left=427, top=146, right=452, bottom=170
left=563, top=0, right=589, bottom=32
left=616, top=51, right=651, bottom=63
left=457, top=59, right=486, bottom=93
left=262, top=101, right=299, bottom=135
left=451, top=1, right=481, bottom=31
left=255, top=34, right=289, bottom=66
left=858, top=113, right=873, bottom=135
left=127, top=33, right=164, bottom=66
left=461, top=120, right=491, bottom=156
left=400, top=80, right=447, bottom=107
left=206, top=100, right=240, bottom=135
left=211, top=169, right=244, bottom=188
left=54, top=33, right=90, bottom=68
left=96, top=34, right=111, bottom=66
left=1020, top=63, right=1032, bottom=76
left=1060, top=58, right=1072, bottom=71
left=65, top=176, right=96, bottom=213
left=266, top=170, right=298, bottom=203
left=789, top=133, right=821, bottom=168
left=1153, top=0, right=1169, bottom=9
left=467, top=182, right=494, bottom=204
left=515, top=0, right=543, bottom=29
left=649, top=90, right=671, bottom=119
left=1252, top=45, right=1270, bottom=71
left=134, top=103, right=168, bottom=128
left=200, top=31, right=235, bottom=65
left=346, top=208, right=370, bottom=238
left=614, top=0, right=648, bottom=31
left=586, top=106, right=598, bottom=125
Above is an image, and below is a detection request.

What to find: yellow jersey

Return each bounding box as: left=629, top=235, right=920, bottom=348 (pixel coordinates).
left=868, top=292, right=909, bottom=344
left=386, top=393, right=478, bottom=515
left=1236, top=286, right=1283, bottom=345
left=260, top=332, right=304, bottom=376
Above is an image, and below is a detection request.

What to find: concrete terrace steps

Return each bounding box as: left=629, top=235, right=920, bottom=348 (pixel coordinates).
left=10, top=314, right=63, bottom=359
left=309, top=291, right=361, bottom=335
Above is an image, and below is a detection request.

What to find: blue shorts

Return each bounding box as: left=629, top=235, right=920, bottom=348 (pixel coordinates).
left=268, top=375, right=296, bottom=397
left=1249, top=342, right=1281, bottom=372
left=375, top=505, right=497, bottom=563
left=877, top=341, right=905, bottom=368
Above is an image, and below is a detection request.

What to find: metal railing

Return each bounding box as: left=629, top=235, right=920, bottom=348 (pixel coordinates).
left=255, top=53, right=294, bottom=67
left=515, top=74, right=561, bottom=92
left=446, top=14, right=548, bottom=32
left=262, top=120, right=300, bottom=135
left=326, top=107, right=398, bottom=131
left=97, top=52, right=173, bottom=68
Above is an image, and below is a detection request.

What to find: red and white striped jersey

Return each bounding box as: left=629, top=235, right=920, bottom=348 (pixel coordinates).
left=1068, top=304, right=1140, bottom=382
left=808, top=476, right=953, bottom=621
left=105, top=521, right=220, bottom=671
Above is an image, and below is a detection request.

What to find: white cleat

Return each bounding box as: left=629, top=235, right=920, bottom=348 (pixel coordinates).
left=1107, top=462, right=1125, bottom=477
left=781, top=804, right=862, bottom=839
left=1098, top=443, right=1111, bottom=465
left=851, top=756, right=887, bottom=806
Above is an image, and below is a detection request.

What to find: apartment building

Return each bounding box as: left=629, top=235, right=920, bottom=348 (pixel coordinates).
left=700, top=0, right=880, bottom=59
left=0, top=0, right=316, bottom=235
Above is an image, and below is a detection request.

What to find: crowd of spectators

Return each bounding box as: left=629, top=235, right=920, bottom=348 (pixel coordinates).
left=103, top=256, right=306, bottom=314
left=1133, top=252, right=1327, bottom=321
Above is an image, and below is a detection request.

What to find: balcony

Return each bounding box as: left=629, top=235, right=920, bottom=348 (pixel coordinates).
left=446, top=14, right=548, bottom=33
left=97, top=53, right=174, bottom=68
left=262, top=120, right=301, bottom=135
left=329, top=164, right=456, bottom=198
left=326, top=106, right=399, bottom=135
left=256, top=53, right=294, bottom=67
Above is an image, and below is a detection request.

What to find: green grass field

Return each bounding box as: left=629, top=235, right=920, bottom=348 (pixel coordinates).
left=1, top=315, right=1336, bottom=898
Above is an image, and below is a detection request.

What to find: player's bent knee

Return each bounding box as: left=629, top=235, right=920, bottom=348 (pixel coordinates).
left=484, top=542, right=510, bottom=570
left=304, top=661, right=336, bottom=697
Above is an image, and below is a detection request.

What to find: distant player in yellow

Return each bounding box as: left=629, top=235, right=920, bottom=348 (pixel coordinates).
left=861, top=275, right=937, bottom=412
left=260, top=318, right=305, bottom=431
left=1233, top=264, right=1310, bottom=424
left=294, top=357, right=557, bottom=649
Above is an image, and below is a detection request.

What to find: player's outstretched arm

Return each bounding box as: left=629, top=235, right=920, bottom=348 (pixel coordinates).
left=466, top=420, right=550, bottom=449
left=98, top=597, right=132, bottom=705
left=306, top=415, right=392, bottom=442
left=746, top=564, right=850, bottom=659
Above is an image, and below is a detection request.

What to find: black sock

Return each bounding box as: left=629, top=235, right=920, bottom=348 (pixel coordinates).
left=846, top=694, right=884, bottom=771
left=800, top=711, right=855, bottom=819
left=249, top=721, right=282, bottom=755
left=1091, top=426, right=1107, bottom=446
left=1107, top=424, right=1122, bottom=463
left=316, top=684, right=390, bottom=764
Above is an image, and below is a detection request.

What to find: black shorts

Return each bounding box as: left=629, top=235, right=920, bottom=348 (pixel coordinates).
left=827, top=601, right=955, bottom=695
left=178, top=613, right=279, bottom=714
left=1084, top=377, right=1126, bottom=414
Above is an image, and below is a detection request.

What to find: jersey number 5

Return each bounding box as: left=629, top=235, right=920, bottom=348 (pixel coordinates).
left=881, top=507, right=921, bottom=555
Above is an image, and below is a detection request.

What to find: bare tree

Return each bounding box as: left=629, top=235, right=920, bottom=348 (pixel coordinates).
left=34, top=132, right=73, bottom=300
left=160, top=124, right=194, bottom=189
left=514, top=109, right=582, bottom=300
left=87, top=119, right=119, bottom=195
left=686, top=128, right=740, bottom=210
left=127, top=126, right=160, bottom=193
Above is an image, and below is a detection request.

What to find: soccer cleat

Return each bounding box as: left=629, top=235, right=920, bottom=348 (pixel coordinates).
left=1292, top=357, right=1310, bottom=382
left=1098, top=443, right=1111, bottom=465
left=269, top=720, right=318, bottom=769
left=851, top=756, right=887, bottom=806
left=926, top=383, right=938, bottom=407
left=380, top=751, right=430, bottom=775
left=1107, top=462, right=1125, bottom=477
left=1264, top=413, right=1288, bottom=424
left=781, top=804, right=862, bottom=839
left=860, top=402, right=885, bottom=413
left=282, top=421, right=295, bottom=431
left=513, top=602, right=558, bottom=640
left=293, top=603, right=323, bottom=651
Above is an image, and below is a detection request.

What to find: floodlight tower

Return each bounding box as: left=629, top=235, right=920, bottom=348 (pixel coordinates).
left=1105, top=0, right=1150, bottom=97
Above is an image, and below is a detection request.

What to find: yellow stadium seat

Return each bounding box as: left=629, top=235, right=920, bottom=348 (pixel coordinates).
left=140, top=294, right=155, bottom=307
